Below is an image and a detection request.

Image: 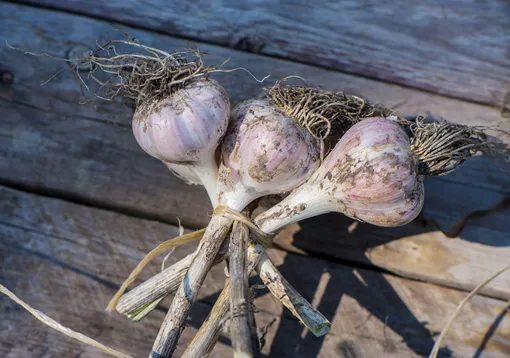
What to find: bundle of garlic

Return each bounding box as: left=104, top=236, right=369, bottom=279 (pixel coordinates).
left=15, top=37, right=508, bottom=358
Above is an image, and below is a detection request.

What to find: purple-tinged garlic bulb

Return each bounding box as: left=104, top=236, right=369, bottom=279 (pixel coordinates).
left=132, top=79, right=230, bottom=206
left=217, top=99, right=321, bottom=211
left=255, top=117, right=424, bottom=233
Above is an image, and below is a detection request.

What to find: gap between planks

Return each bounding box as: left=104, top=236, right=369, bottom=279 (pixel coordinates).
left=1, top=184, right=508, bottom=304
left=0, top=183, right=407, bottom=294
left=0, top=177, right=196, bottom=230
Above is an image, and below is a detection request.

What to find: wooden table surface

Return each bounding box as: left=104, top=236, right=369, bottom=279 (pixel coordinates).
left=1, top=1, right=509, bottom=357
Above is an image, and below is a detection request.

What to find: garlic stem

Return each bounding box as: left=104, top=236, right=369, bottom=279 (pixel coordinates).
left=119, top=232, right=331, bottom=337
left=164, top=162, right=202, bottom=186
left=218, top=164, right=258, bottom=212
left=181, top=281, right=231, bottom=358
left=116, top=255, right=192, bottom=317
left=192, top=151, right=220, bottom=208
left=150, top=215, right=233, bottom=358
left=229, top=223, right=256, bottom=358
left=255, top=185, right=330, bottom=235
left=255, top=250, right=331, bottom=337
left=116, top=241, right=229, bottom=316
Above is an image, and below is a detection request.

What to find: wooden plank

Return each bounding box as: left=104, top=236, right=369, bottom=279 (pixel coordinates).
left=17, top=0, right=510, bottom=107
left=263, top=252, right=510, bottom=358
left=274, top=215, right=510, bottom=301
left=273, top=167, right=510, bottom=300
left=2, top=186, right=510, bottom=357
left=1, top=3, right=509, bottom=299
left=0, top=247, right=233, bottom=358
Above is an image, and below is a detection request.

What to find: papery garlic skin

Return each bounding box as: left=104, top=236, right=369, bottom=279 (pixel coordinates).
left=217, top=99, right=320, bottom=211
left=131, top=79, right=230, bottom=206
left=164, top=162, right=202, bottom=185
left=256, top=117, right=424, bottom=233
left=132, top=79, right=229, bottom=163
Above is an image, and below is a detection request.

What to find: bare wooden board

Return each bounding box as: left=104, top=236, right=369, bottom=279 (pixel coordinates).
left=1, top=186, right=510, bottom=358
left=17, top=0, right=510, bottom=106
left=0, top=247, right=233, bottom=358
left=1, top=3, right=509, bottom=300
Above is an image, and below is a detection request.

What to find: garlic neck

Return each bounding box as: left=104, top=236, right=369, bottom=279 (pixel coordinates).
left=254, top=184, right=333, bottom=235
left=215, top=163, right=259, bottom=211
left=191, top=151, right=219, bottom=208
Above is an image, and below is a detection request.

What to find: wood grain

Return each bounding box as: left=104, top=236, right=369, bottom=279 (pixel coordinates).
left=1, top=3, right=509, bottom=300
left=273, top=174, right=510, bottom=300
left=17, top=0, right=510, bottom=106
left=1, top=186, right=510, bottom=357
left=0, top=189, right=231, bottom=357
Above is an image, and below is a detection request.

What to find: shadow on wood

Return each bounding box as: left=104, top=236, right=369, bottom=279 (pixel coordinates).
left=473, top=304, right=509, bottom=358
left=189, top=158, right=510, bottom=356
left=264, top=255, right=450, bottom=357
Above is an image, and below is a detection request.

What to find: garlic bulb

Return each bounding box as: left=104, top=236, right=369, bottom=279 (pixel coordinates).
left=217, top=99, right=321, bottom=211
left=132, top=79, right=230, bottom=206
left=256, top=117, right=424, bottom=233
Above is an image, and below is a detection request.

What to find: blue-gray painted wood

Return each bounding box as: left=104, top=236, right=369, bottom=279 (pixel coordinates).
left=16, top=0, right=510, bottom=106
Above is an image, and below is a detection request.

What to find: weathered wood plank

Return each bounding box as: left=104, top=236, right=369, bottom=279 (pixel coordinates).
left=1, top=186, right=509, bottom=357
left=274, top=214, right=510, bottom=301
left=263, top=252, right=510, bottom=358
left=17, top=0, right=510, bottom=106
left=0, top=247, right=233, bottom=358
left=1, top=3, right=509, bottom=299
left=273, top=166, right=510, bottom=300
